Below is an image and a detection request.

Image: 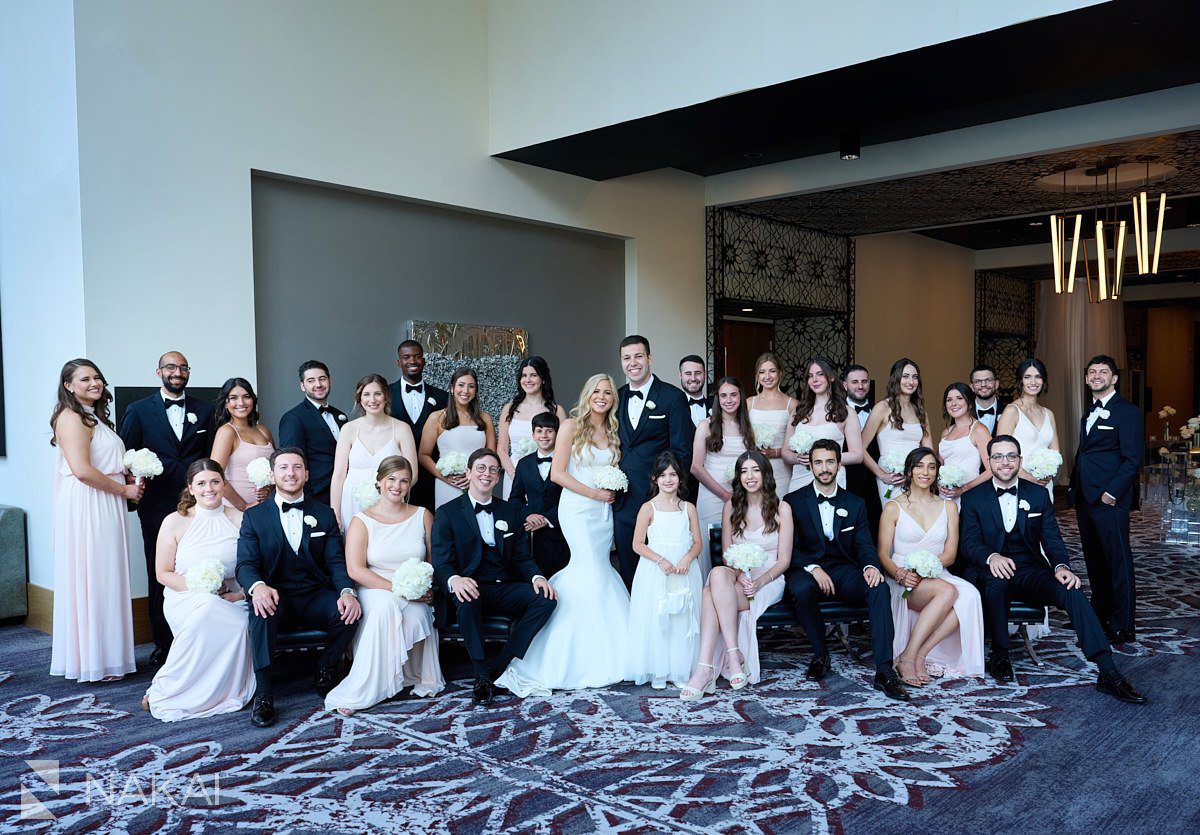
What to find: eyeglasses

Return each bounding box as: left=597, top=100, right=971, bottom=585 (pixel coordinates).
left=471, top=465, right=502, bottom=475
left=989, top=452, right=1020, bottom=462
left=972, top=377, right=996, bottom=385
left=160, top=363, right=191, bottom=373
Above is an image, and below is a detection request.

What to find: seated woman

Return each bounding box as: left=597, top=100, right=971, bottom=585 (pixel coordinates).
left=325, top=455, right=443, bottom=715
left=680, top=450, right=793, bottom=699
left=878, top=447, right=984, bottom=684
left=142, top=460, right=254, bottom=720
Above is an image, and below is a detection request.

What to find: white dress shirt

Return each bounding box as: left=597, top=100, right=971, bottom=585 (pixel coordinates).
left=1085, top=390, right=1116, bottom=435
left=475, top=500, right=497, bottom=547
left=688, top=400, right=706, bottom=427
left=401, top=380, right=427, bottom=423
left=848, top=399, right=870, bottom=430
left=975, top=398, right=1000, bottom=433
left=277, top=492, right=305, bottom=552
left=626, top=378, right=652, bottom=430
left=308, top=397, right=340, bottom=440
left=995, top=480, right=1018, bottom=532
left=162, top=392, right=185, bottom=441
left=537, top=456, right=552, bottom=481
left=804, top=485, right=839, bottom=573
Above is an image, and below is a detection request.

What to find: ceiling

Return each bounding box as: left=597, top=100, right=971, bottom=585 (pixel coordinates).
left=494, top=0, right=1200, bottom=180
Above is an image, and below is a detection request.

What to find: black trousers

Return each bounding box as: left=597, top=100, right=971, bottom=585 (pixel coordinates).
left=845, top=462, right=883, bottom=536
left=453, top=580, right=556, bottom=669
left=983, top=563, right=1110, bottom=659
left=787, top=562, right=895, bottom=674
left=1076, top=500, right=1136, bottom=634
left=530, top=530, right=570, bottom=578
left=136, top=505, right=173, bottom=651
left=613, top=492, right=646, bottom=588
left=248, top=585, right=359, bottom=674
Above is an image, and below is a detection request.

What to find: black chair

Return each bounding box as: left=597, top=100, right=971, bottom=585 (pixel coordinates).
left=439, top=615, right=514, bottom=644
left=275, top=628, right=329, bottom=654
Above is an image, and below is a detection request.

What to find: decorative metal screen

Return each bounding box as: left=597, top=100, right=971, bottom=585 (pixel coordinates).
left=1124, top=305, right=1147, bottom=372
left=974, top=270, right=1036, bottom=400
left=706, top=207, right=855, bottom=392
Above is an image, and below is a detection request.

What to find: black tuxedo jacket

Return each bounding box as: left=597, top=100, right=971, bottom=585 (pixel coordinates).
left=959, top=478, right=1068, bottom=585
left=278, top=399, right=347, bottom=503
left=119, top=393, right=215, bottom=519
left=234, top=498, right=352, bottom=594
left=617, top=376, right=692, bottom=505
left=509, top=453, right=562, bottom=529
left=1068, top=391, right=1141, bottom=509
left=390, top=379, right=448, bottom=508
left=784, top=486, right=881, bottom=576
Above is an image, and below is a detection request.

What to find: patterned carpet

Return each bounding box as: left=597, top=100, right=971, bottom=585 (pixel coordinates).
left=1, top=507, right=1197, bottom=833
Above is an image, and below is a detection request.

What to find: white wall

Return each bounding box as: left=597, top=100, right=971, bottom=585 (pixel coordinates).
left=0, top=0, right=87, bottom=588
left=487, top=0, right=1102, bottom=153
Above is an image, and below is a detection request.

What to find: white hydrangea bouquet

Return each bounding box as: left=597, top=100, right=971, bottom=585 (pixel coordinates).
left=436, top=451, right=468, bottom=477
left=392, top=558, right=434, bottom=602
left=788, top=427, right=815, bottom=455
left=123, top=448, right=163, bottom=485
left=723, top=542, right=767, bottom=600
left=878, top=450, right=907, bottom=499
left=1025, top=448, right=1063, bottom=481
left=593, top=465, right=629, bottom=492
left=937, top=463, right=967, bottom=490
left=511, top=438, right=538, bottom=461
left=353, top=481, right=381, bottom=510
left=752, top=424, right=779, bottom=449
left=901, top=549, right=943, bottom=598
left=245, top=456, right=274, bottom=489
left=184, top=557, right=227, bottom=595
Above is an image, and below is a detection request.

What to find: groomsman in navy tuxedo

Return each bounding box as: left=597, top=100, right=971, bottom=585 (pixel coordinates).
left=1068, top=354, right=1143, bottom=645
left=119, top=351, right=214, bottom=666
left=236, top=448, right=362, bottom=727
left=678, top=354, right=709, bottom=501
left=969, top=364, right=1009, bottom=434
left=389, top=340, right=448, bottom=511
left=509, top=413, right=570, bottom=576
left=784, top=440, right=909, bottom=701
left=840, top=364, right=883, bottom=532
left=960, top=435, right=1145, bottom=702
left=278, top=360, right=347, bottom=507
left=615, top=336, right=692, bottom=587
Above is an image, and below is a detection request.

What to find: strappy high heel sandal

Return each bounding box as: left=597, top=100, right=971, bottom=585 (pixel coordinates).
left=680, top=663, right=717, bottom=701
left=727, top=647, right=749, bottom=690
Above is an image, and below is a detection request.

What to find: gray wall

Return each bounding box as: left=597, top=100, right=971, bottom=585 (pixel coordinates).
left=250, top=175, right=626, bottom=427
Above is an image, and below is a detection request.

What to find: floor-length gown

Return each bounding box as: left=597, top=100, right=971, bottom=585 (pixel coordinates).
left=145, top=505, right=255, bottom=720
left=495, top=446, right=631, bottom=697
left=938, top=422, right=984, bottom=508
left=886, top=501, right=985, bottom=678
left=786, top=421, right=847, bottom=494
left=749, top=399, right=793, bottom=500
left=696, top=430, right=746, bottom=578
left=503, top=416, right=533, bottom=500
left=433, top=425, right=485, bottom=509
left=707, top=525, right=786, bottom=685
left=340, top=434, right=401, bottom=528
left=626, top=505, right=701, bottom=687
left=876, top=422, right=924, bottom=502
left=50, top=412, right=137, bottom=682
left=325, top=511, right=444, bottom=711
left=1012, top=409, right=1056, bottom=501
left=224, top=425, right=274, bottom=507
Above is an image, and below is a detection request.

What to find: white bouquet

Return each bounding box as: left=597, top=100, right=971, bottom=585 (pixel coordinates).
left=391, top=559, right=434, bottom=602
left=353, top=480, right=381, bottom=510
left=184, top=557, right=226, bottom=595
left=1189, top=417, right=1200, bottom=428
left=752, top=424, right=779, bottom=449
left=723, top=542, right=767, bottom=600
left=878, top=450, right=907, bottom=499
left=1025, top=448, right=1063, bottom=481
left=725, top=462, right=738, bottom=485
left=245, top=456, right=273, bottom=489
left=937, top=463, right=967, bottom=490
left=788, top=427, right=815, bottom=455
left=901, top=549, right=943, bottom=599
left=1158, top=405, right=1177, bottom=420
left=593, top=465, right=629, bottom=492
left=511, top=438, right=538, bottom=461
left=436, top=451, right=468, bottom=477
left=123, top=448, right=164, bottom=485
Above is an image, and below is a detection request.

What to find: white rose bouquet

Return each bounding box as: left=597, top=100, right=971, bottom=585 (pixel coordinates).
left=593, top=465, right=629, bottom=492
left=788, top=427, right=815, bottom=455
left=723, top=542, right=767, bottom=600
left=901, top=549, right=943, bottom=599
left=353, top=481, right=381, bottom=510
left=1025, top=448, right=1063, bottom=481
left=392, top=559, right=434, bottom=602
left=511, top=438, right=538, bottom=461
left=184, top=557, right=227, bottom=595
left=937, top=463, right=967, bottom=490
left=245, top=456, right=274, bottom=489
left=123, top=448, right=164, bottom=485
left=436, top=451, right=468, bottom=477
left=878, top=450, right=907, bottom=499
left=752, top=424, right=779, bottom=449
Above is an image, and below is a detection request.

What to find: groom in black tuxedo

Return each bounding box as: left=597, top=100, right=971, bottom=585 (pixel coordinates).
left=235, top=448, right=362, bottom=727
left=431, top=448, right=557, bottom=705
left=278, top=360, right=348, bottom=506
left=783, top=440, right=909, bottom=701
left=615, top=335, right=692, bottom=587
left=1069, top=355, right=1142, bottom=644
left=389, top=340, right=448, bottom=511
left=960, top=435, right=1145, bottom=703
left=119, top=351, right=215, bottom=665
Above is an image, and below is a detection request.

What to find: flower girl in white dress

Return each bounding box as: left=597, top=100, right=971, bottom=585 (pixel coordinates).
left=627, top=452, right=703, bottom=689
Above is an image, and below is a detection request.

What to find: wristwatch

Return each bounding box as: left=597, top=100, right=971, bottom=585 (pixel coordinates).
left=340, top=587, right=358, bottom=599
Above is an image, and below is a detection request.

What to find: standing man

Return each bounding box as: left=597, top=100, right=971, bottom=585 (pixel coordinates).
left=614, top=336, right=692, bottom=587
left=678, top=354, right=708, bottom=501
left=389, top=339, right=448, bottom=511
left=970, top=364, right=1008, bottom=433
left=278, top=360, right=348, bottom=507
left=841, top=364, right=882, bottom=532
left=1069, top=355, right=1142, bottom=644
left=119, top=351, right=215, bottom=666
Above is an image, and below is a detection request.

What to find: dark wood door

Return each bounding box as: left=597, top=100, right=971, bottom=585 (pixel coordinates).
left=719, top=320, right=775, bottom=390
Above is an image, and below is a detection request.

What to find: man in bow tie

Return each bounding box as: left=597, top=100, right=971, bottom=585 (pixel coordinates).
left=279, top=360, right=348, bottom=506
left=840, top=364, right=883, bottom=533
left=119, top=351, right=215, bottom=666
left=679, top=354, right=708, bottom=500
left=969, top=364, right=1008, bottom=433
left=961, top=435, right=1145, bottom=702
left=1068, top=355, right=1142, bottom=645
left=389, top=340, right=448, bottom=510
left=509, top=413, right=570, bottom=576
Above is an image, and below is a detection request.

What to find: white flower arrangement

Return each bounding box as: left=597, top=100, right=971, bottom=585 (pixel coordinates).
left=724, top=542, right=767, bottom=600
left=511, top=438, right=538, bottom=461
left=645, top=400, right=656, bottom=410
left=245, top=456, right=274, bottom=489
left=725, top=462, right=737, bottom=485
left=901, top=549, right=943, bottom=598
left=1158, top=405, right=1177, bottom=420
left=1183, top=426, right=1196, bottom=440
left=878, top=450, right=907, bottom=499
left=123, top=448, right=164, bottom=484
left=1025, top=448, right=1063, bottom=481
left=184, top=557, right=226, bottom=595
left=186, top=412, right=197, bottom=424
left=788, top=426, right=815, bottom=454
left=937, top=463, right=967, bottom=490
left=303, top=514, right=317, bottom=528
left=593, top=465, right=629, bottom=492
left=436, top=451, right=468, bottom=477
left=353, top=480, right=381, bottom=510
left=752, top=424, right=779, bottom=449
left=391, top=558, right=434, bottom=602
left=1189, top=467, right=1200, bottom=481
left=1188, top=417, right=1200, bottom=428
left=1158, top=447, right=1169, bottom=456
left=495, top=519, right=509, bottom=532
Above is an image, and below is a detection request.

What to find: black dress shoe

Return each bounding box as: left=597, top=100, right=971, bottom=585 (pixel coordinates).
left=1096, top=672, right=1148, bottom=704
left=988, top=655, right=1014, bottom=683
left=1110, top=630, right=1137, bottom=646
left=805, top=654, right=831, bottom=682
left=873, top=672, right=910, bottom=701
left=148, top=646, right=169, bottom=668
left=472, top=675, right=495, bottom=706
left=250, top=695, right=276, bottom=727
left=315, top=667, right=337, bottom=697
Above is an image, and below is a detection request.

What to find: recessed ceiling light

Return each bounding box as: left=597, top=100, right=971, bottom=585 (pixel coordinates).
left=741, top=307, right=754, bottom=312
left=1029, top=221, right=1044, bottom=227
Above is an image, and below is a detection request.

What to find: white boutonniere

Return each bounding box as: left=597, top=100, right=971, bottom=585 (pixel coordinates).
left=645, top=400, right=656, bottom=410
left=337, top=413, right=347, bottom=422
left=836, top=507, right=848, bottom=517
left=303, top=515, right=317, bottom=528
left=495, top=520, right=509, bottom=532
left=1018, top=499, right=1031, bottom=512
left=1097, top=408, right=1110, bottom=419
left=186, top=412, right=197, bottom=424
left=427, top=396, right=436, bottom=405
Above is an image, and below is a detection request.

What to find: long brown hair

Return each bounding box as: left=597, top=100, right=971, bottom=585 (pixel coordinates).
left=941, top=382, right=976, bottom=438
left=177, top=459, right=226, bottom=516
left=215, top=377, right=261, bottom=428
left=353, top=373, right=392, bottom=416
left=792, top=356, right=849, bottom=426
left=885, top=357, right=927, bottom=431
left=753, top=352, right=785, bottom=394
left=901, top=446, right=939, bottom=494
left=50, top=359, right=113, bottom=445
left=707, top=376, right=754, bottom=453
left=729, top=449, right=779, bottom=537
left=442, top=367, right=488, bottom=431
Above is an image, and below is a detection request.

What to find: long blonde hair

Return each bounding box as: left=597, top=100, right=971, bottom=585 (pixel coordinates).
left=570, top=373, right=621, bottom=465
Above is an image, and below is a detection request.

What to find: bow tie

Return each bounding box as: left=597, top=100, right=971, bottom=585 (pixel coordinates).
left=688, top=397, right=706, bottom=407
left=164, top=399, right=184, bottom=409
left=537, top=456, right=553, bottom=464
left=628, top=390, right=644, bottom=400
left=474, top=502, right=493, bottom=515
left=817, top=494, right=836, bottom=505
left=995, top=486, right=1016, bottom=497
left=978, top=406, right=996, bottom=416
left=281, top=500, right=303, bottom=513
left=317, top=405, right=334, bottom=415
left=1089, top=399, right=1104, bottom=413
left=405, top=383, right=423, bottom=394
left=853, top=404, right=869, bottom=415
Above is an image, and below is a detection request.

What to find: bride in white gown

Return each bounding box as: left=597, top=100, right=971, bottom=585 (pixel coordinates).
left=495, top=373, right=632, bottom=697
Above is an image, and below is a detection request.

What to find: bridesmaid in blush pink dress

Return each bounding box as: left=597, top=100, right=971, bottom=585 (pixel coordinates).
left=210, top=377, right=274, bottom=510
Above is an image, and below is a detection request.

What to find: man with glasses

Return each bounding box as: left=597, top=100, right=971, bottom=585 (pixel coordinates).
left=959, top=435, right=1146, bottom=702
left=969, top=364, right=1007, bottom=433
left=119, top=351, right=215, bottom=666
